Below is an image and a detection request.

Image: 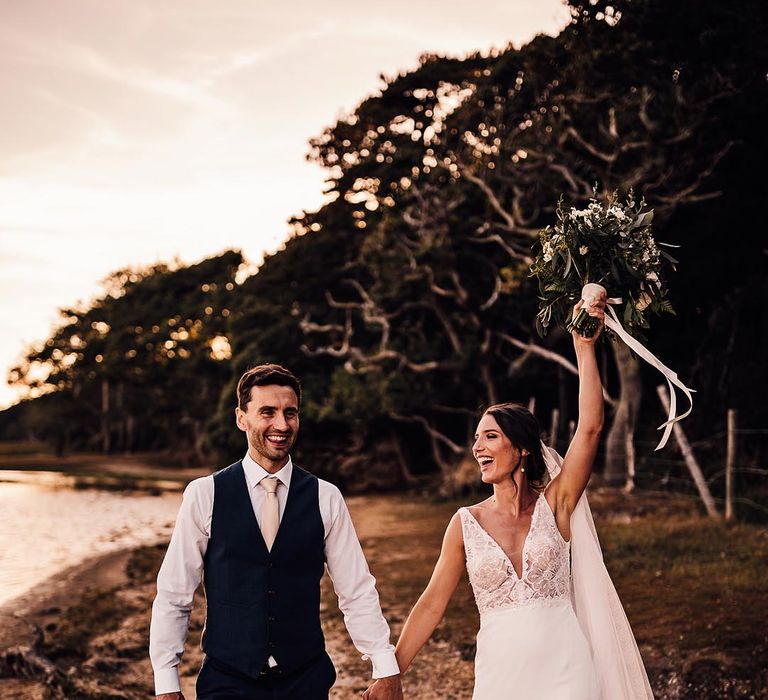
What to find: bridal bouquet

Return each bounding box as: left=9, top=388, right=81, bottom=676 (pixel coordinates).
left=530, top=192, right=676, bottom=339
left=530, top=191, right=693, bottom=451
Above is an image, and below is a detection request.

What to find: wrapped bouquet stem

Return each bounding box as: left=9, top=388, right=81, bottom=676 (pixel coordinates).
left=530, top=193, right=694, bottom=450
left=569, top=282, right=612, bottom=337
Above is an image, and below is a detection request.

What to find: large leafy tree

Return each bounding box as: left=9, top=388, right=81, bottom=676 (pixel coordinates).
left=297, top=0, right=767, bottom=488
left=296, top=53, right=578, bottom=491
left=7, top=251, right=242, bottom=462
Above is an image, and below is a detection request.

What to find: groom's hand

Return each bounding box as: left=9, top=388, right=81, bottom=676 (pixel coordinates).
left=362, top=674, right=403, bottom=700
left=156, top=694, right=184, bottom=700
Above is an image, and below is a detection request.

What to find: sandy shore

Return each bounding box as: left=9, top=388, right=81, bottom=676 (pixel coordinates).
left=0, top=548, right=137, bottom=699
left=0, top=548, right=133, bottom=633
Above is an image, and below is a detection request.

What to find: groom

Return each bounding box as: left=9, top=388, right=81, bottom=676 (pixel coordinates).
left=149, top=363, right=403, bottom=699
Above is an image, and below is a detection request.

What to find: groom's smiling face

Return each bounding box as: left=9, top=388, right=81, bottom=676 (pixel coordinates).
left=235, top=384, right=299, bottom=472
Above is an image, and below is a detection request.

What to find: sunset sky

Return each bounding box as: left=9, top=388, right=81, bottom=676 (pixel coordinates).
left=0, top=0, right=571, bottom=408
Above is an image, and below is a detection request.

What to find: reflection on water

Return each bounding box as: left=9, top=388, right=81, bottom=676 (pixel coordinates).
left=0, top=472, right=181, bottom=606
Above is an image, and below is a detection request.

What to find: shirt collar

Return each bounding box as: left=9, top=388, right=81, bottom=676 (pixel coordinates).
left=242, top=452, right=292, bottom=491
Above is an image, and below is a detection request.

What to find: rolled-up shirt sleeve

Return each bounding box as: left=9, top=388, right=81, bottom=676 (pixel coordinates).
left=149, top=476, right=213, bottom=695
left=322, top=483, right=399, bottom=678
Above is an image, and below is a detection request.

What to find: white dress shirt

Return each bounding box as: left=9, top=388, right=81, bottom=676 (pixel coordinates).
left=149, top=453, right=398, bottom=695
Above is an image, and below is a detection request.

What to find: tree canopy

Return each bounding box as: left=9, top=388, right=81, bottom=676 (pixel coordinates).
left=4, top=0, right=766, bottom=497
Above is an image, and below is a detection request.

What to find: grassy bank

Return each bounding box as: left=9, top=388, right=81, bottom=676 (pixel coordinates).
left=1, top=490, right=765, bottom=699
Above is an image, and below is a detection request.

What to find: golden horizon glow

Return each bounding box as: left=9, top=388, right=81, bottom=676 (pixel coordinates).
left=0, top=0, right=571, bottom=409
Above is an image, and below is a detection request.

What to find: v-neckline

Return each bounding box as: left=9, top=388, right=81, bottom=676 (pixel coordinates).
left=465, top=494, right=541, bottom=581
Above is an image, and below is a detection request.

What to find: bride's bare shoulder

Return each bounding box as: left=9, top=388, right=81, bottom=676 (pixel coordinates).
left=465, top=497, right=494, bottom=516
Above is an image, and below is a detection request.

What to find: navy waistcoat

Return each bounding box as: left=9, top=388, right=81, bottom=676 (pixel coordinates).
left=201, top=461, right=326, bottom=678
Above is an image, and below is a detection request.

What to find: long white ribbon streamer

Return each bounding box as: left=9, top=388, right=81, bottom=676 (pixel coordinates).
left=602, top=303, right=694, bottom=450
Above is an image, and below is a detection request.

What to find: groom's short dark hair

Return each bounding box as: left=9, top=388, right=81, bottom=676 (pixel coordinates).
left=237, top=364, right=302, bottom=410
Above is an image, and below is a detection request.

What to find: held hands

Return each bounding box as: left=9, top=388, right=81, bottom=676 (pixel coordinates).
left=572, top=293, right=606, bottom=345
left=362, top=674, right=404, bottom=700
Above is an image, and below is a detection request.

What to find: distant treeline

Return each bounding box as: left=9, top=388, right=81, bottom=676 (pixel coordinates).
left=3, top=0, right=766, bottom=493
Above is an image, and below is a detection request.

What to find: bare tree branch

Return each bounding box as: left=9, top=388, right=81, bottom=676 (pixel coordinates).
left=390, top=412, right=465, bottom=454
left=638, top=86, right=657, bottom=132
left=304, top=282, right=455, bottom=375
left=470, top=231, right=534, bottom=264
left=430, top=301, right=463, bottom=354
left=565, top=125, right=617, bottom=163
left=479, top=274, right=502, bottom=311
left=497, top=332, right=616, bottom=406
left=299, top=316, right=345, bottom=334
left=655, top=141, right=735, bottom=207
left=499, top=332, right=578, bottom=372
left=608, top=106, right=619, bottom=139
left=300, top=309, right=353, bottom=358
left=481, top=362, right=497, bottom=405
left=462, top=169, right=516, bottom=228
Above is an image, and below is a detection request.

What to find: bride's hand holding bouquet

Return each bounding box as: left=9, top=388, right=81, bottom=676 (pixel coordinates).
left=571, top=293, right=606, bottom=347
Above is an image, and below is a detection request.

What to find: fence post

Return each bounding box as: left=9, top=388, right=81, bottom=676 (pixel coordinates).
left=656, top=384, right=720, bottom=519
left=725, top=409, right=737, bottom=521
left=550, top=408, right=560, bottom=449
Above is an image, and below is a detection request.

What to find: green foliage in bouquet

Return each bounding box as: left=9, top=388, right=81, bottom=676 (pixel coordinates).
left=530, top=192, right=678, bottom=339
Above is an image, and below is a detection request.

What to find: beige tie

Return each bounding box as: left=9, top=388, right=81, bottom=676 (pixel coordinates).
left=260, top=477, right=280, bottom=551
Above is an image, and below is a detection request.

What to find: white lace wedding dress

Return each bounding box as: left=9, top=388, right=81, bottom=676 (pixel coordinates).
left=460, top=493, right=599, bottom=699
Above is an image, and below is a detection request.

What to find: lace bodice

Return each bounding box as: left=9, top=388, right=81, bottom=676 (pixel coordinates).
left=459, top=494, right=571, bottom=615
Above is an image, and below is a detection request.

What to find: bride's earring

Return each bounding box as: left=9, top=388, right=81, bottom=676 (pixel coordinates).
left=520, top=450, right=528, bottom=472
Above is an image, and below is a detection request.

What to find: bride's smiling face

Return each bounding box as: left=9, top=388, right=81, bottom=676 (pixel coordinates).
left=472, top=413, right=522, bottom=484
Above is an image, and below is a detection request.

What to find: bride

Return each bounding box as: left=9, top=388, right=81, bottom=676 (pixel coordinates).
left=364, top=295, right=654, bottom=699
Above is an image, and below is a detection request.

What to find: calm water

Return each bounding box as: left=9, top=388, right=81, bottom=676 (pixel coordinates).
left=0, top=471, right=182, bottom=606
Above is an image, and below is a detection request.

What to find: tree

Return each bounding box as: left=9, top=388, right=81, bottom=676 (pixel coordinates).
left=8, top=251, right=242, bottom=463
left=298, top=0, right=768, bottom=488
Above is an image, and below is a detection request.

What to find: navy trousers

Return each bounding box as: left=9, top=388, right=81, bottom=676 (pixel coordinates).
left=195, top=654, right=336, bottom=700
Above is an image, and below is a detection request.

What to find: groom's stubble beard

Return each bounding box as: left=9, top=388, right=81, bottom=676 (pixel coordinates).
left=248, top=425, right=297, bottom=466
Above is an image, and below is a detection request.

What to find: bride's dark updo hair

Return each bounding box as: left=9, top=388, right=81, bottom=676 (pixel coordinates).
left=484, top=402, right=548, bottom=490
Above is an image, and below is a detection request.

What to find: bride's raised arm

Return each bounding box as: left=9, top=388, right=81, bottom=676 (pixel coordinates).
left=547, top=295, right=606, bottom=537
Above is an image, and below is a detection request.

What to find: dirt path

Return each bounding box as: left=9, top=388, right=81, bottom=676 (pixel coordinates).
left=323, top=496, right=476, bottom=699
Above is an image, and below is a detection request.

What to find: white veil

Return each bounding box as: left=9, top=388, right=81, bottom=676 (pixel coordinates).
left=541, top=441, right=655, bottom=700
